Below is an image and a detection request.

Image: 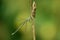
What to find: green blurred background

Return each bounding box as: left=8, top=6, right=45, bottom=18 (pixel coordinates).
left=0, top=0, right=60, bottom=40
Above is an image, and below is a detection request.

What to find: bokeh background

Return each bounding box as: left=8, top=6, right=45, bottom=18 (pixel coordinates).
left=0, top=0, right=60, bottom=40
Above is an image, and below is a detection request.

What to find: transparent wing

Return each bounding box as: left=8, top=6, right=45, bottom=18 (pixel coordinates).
left=11, top=16, right=32, bottom=35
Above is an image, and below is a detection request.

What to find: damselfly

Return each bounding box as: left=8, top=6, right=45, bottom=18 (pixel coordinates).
left=11, top=0, right=36, bottom=40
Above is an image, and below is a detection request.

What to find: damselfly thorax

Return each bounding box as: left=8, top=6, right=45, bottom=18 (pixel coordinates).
left=31, top=1, right=36, bottom=19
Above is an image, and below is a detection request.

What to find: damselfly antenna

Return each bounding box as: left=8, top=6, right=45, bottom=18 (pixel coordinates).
left=11, top=1, right=36, bottom=40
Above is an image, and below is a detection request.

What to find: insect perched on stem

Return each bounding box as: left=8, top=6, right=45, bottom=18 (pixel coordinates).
left=11, top=1, right=36, bottom=40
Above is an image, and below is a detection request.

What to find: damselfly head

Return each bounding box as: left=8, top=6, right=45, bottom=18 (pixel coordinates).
left=32, top=1, right=36, bottom=10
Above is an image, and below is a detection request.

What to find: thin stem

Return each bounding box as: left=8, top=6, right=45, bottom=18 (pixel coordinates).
left=32, top=19, right=36, bottom=40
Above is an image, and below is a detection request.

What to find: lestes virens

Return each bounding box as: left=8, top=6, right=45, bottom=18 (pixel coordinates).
left=11, top=0, right=36, bottom=40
